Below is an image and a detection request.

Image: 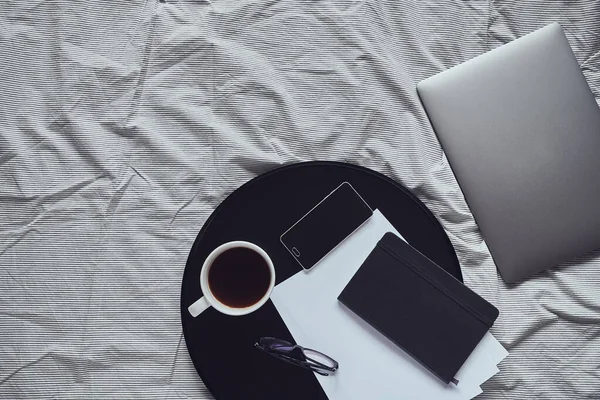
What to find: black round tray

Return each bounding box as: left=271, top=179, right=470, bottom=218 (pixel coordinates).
left=180, top=161, right=462, bottom=400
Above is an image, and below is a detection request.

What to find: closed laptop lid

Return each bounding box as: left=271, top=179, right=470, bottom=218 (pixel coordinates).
left=417, top=23, right=600, bottom=283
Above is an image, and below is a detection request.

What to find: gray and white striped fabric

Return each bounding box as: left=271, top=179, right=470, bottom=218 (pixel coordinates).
left=1, top=1, right=599, bottom=398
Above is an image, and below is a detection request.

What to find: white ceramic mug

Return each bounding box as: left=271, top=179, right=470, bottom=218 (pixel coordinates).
left=187, top=241, right=276, bottom=317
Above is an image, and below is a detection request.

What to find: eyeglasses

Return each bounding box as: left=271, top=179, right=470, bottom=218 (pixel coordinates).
left=255, top=337, right=339, bottom=376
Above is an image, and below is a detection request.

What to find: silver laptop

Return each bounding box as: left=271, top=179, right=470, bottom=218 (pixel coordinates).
left=417, top=23, right=600, bottom=283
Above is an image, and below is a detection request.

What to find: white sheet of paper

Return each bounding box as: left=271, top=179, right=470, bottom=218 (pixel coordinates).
left=457, top=331, right=508, bottom=388
left=272, top=210, right=506, bottom=399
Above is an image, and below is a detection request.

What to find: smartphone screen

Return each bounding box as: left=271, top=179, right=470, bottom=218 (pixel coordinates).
left=280, top=182, right=373, bottom=270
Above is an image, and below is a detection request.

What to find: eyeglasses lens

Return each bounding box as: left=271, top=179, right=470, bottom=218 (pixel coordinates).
left=260, top=337, right=295, bottom=352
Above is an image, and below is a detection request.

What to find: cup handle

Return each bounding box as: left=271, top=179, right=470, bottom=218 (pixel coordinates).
left=188, top=296, right=210, bottom=317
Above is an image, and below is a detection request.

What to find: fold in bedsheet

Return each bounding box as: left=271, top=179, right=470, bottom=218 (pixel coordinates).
left=1, top=0, right=599, bottom=399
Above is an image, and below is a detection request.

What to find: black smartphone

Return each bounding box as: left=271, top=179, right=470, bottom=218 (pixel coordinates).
left=280, top=182, right=373, bottom=270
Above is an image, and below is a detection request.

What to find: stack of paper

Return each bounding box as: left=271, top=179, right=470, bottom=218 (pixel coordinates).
left=271, top=210, right=507, bottom=399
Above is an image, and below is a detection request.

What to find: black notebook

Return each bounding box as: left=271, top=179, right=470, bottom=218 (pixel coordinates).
left=338, top=232, right=499, bottom=384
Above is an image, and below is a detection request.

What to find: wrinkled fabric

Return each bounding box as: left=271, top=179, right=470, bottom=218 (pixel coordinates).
left=1, top=1, right=599, bottom=398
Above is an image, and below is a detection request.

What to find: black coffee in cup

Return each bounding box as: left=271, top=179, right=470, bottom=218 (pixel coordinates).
left=208, top=247, right=272, bottom=308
